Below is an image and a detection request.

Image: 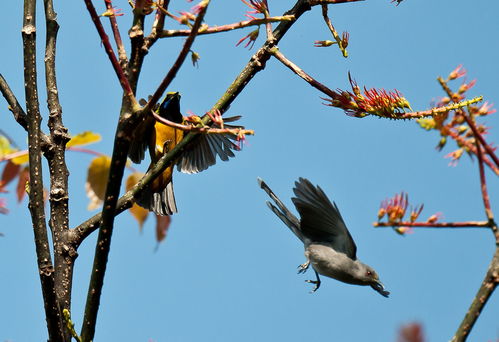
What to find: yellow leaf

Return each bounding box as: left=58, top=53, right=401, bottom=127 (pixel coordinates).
left=126, top=172, right=149, bottom=229
left=11, top=152, right=29, bottom=165
left=67, top=131, right=101, bottom=148
left=0, top=135, right=15, bottom=157
left=85, top=155, right=111, bottom=210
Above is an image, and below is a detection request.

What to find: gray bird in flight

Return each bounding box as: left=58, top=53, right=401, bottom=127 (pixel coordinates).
left=258, top=177, right=389, bottom=297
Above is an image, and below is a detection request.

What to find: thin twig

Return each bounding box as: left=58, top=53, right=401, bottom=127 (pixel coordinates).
left=160, top=16, right=294, bottom=38
left=374, top=221, right=490, bottom=228
left=437, top=76, right=498, bottom=169
left=144, top=0, right=167, bottom=50
left=444, top=127, right=499, bottom=175
left=144, top=0, right=211, bottom=113
left=23, top=0, right=63, bottom=340
left=151, top=112, right=254, bottom=136
left=321, top=4, right=347, bottom=57
left=104, top=0, right=129, bottom=68
left=128, top=0, right=147, bottom=93
left=82, top=0, right=134, bottom=96
left=0, top=74, right=29, bottom=130
left=270, top=46, right=337, bottom=97
left=475, top=135, right=496, bottom=242
left=450, top=246, right=499, bottom=342
left=397, top=96, right=483, bottom=119
left=462, top=113, right=499, bottom=169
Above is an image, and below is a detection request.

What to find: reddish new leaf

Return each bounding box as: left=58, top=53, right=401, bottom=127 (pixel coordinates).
left=0, top=161, right=21, bottom=191
left=155, top=214, right=171, bottom=243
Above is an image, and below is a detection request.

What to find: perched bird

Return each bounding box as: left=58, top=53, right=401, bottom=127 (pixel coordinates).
left=258, top=177, right=389, bottom=297
left=133, top=92, right=241, bottom=215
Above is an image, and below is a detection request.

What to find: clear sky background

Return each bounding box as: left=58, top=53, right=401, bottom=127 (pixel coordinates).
left=1, top=0, right=498, bottom=341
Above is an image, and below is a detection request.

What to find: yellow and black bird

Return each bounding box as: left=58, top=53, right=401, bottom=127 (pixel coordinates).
left=130, top=92, right=241, bottom=216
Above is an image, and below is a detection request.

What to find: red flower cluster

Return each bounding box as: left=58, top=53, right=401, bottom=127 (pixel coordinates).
left=324, top=73, right=412, bottom=118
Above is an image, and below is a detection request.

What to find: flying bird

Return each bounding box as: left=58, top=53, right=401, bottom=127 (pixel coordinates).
left=258, top=177, right=389, bottom=297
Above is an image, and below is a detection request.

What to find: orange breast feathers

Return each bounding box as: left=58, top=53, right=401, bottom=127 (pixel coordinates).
left=148, top=121, right=184, bottom=193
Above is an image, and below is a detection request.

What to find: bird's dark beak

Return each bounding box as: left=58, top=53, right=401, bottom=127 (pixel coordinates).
left=371, top=281, right=390, bottom=298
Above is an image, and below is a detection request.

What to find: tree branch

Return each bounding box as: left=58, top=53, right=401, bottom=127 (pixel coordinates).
left=73, top=0, right=326, bottom=247
left=270, top=47, right=337, bottom=97
left=23, top=0, right=63, bottom=340
left=82, top=0, right=134, bottom=96
left=43, top=1, right=75, bottom=340
left=451, top=245, right=499, bottom=342
left=0, top=74, right=29, bottom=130
left=80, top=3, right=211, bottom=341
left=160, top=16, right=295, bottom=38
left=104, top=0, right=129, bottom=69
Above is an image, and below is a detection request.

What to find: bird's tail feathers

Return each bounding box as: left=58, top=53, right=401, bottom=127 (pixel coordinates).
left=137, top=181, right=177, bottom=216
left=258, top=178, right=302, bottom=240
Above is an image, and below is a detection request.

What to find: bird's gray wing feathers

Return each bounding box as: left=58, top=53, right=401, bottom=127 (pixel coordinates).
left=291, top=177, right=357, bottom=259
left=176, top=132, right=239, bottom=174
left=258, top=178, right=303, bottom=241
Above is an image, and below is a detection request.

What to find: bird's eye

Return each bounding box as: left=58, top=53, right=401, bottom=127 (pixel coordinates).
left=366, top=271, right=372, bottom=276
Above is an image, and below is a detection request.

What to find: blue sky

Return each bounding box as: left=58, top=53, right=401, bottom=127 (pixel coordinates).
left=1, top=0, right=498, bottom=341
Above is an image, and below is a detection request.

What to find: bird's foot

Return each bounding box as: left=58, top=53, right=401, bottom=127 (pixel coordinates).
left=305, top=279, right=321, bottom=293
left=297, top=261, right=310, bottom=274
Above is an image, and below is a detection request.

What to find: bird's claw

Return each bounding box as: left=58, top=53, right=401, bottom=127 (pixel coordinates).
left=305, top=279, right=321, bottom=293
left=297, top=261, right=309, bottom=274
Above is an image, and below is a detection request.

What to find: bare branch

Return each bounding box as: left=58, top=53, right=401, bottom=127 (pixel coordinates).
left=160, top=16, right=294, bottom=38
left=145, top=0, right=211, bottom=112
left=43, top=1, right=74, bottom=340
left=321, top=4, right=347, bottom=57
left=451, top=246, right=499, bottom=342
left=0, top=74, right=29, bottom=130
left=23, top=0, right=63, bottom=339
left=104, top=0, right=129, bottom=68
left=270, top=46, right=337, bottom=97
left=82, top=0, right=134, bottom=96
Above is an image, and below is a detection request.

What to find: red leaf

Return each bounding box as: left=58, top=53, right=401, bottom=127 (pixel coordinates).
left=0, top=161, right=21, bottom=190
left=397, top=322, right=425, bottom=342
left=155, top=214, right=172, bottom=243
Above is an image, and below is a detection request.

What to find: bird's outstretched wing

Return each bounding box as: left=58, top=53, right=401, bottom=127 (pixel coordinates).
left=176, top=118, right=243, bottom=174
left=291, top=178, right=357, bottom=259
left=176, top=133, right=239, bottom=174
